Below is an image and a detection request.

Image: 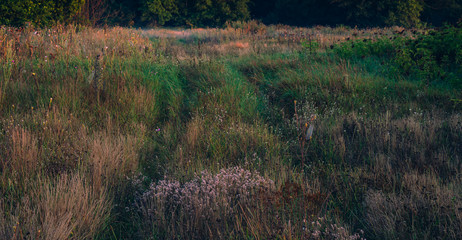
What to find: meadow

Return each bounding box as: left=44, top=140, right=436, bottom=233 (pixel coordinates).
left=0, top=22, right=461, bottom=239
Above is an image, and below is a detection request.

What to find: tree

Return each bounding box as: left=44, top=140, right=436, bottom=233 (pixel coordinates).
left=0, top=0, right=84, bottom=26
left=331, top=0, right=425, bottom=27
left=421, top=0, right=462, bottom=25
left=105, top=0, right=144, bottom=26
left=189, top=0, right=250, bottom=27
left=387, top=0, right=424, bottom=27
left=77, top=0, right=110, bottom=26
left=266, top=0, right=343, bottom=26
left=141, top=0, right=178, bottom=25
left=331, top=0, right=391, bottom=26
left=53, top=0, right=85, bottom=24
left=0, top=0, right=55, bottom=26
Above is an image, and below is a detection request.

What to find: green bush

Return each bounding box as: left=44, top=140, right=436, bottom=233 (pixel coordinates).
left=334, top=25, right=462, bottom=87
left=396, top=26, right=462, bottom=86
left=333, top=37, right=399, bottom=59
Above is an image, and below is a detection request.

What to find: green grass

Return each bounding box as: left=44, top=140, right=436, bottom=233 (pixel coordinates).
left=1, top=24, right=461, bottom=240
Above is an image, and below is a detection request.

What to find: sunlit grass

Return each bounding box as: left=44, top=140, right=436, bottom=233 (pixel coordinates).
left=0, top=22, right=461, bottom=239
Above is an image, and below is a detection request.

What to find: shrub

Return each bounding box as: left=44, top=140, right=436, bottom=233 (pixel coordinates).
left=396, top=25, right=462, bottom=85
left=334, top=25, right=462, bottom=87
left=333, top=37, right=399, bottom=59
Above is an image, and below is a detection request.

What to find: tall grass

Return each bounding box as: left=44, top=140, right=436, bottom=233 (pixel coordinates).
left=0, top=174, right=109, bottom=240
left=0, top=23, right=461, bottom=239
left=0, top=39, right=15, bottom=111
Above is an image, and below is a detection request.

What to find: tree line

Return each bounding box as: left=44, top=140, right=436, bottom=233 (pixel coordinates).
left=1, top=0, right=461, bottom=28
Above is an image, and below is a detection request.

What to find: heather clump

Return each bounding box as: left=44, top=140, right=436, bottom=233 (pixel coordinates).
left=305, top=217, right=365, bottom=240
left=136, top=166, right=275, bottom=239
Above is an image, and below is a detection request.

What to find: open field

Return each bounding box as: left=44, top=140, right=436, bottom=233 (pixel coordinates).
left=1, top=22, right=461, bottom=239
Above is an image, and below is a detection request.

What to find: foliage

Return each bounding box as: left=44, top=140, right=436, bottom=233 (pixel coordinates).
left=329, top=0, right=425, bottom=27
left=386, top=0, right=424, bottom=27
left=53, top=0, right=85, bottom=24
left=397, top=25, right=462, bottom=84
left=422, top=0, right=462, bottom=26
left=333, top=37, right=401, bottom=59
left=0, top=0, right=55, bottom=26
left=0, top=0, right=84, bottom=26
left=334, top=25, right=462, bottom=87
left=190, top=0, right=251, bottom=27
left=0, top=0, right=461, bottom=27
left=141, top=0, right=178, bottom=26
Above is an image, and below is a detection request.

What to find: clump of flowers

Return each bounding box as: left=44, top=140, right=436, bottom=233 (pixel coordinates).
left=305, top=217, right=366, bottom=240
left=136, top=166, right=275, bottom=238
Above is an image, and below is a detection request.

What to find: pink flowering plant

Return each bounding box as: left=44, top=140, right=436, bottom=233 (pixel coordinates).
left=136, top=166, right=275, bottom=239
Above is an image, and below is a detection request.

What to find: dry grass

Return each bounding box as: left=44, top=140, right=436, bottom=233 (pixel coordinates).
left=88, top=131, right=142, bottom=192
left=0, top=197, right=41, bottom=239
left=365, top=172, right=462, bottom=239
left=27, top=106, right=90, bottom=175
left=138, top=23, right=419, bottom=61
left=39, top=174, right=110, bottom=240
left=0, top=39, right=15, bottom=110
left=312, top=110, right=462, bottom=174
left=5, top=125, right=39, bottom=179
left=0, top=174, right=109, bottom=240
left=209, top=41, right=251, bottom=56
left=0, top=25, right=151, bottom=62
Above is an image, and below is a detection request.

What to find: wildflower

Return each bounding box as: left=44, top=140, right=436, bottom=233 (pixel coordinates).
left=155, top=128, right=161, bottom=132
left=32, top=72, right=36, bottom=76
